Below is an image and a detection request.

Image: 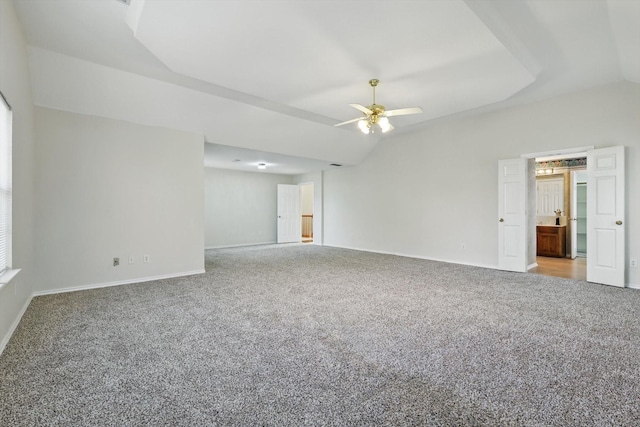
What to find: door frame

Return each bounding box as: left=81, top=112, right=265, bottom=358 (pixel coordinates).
left=520, top=145, right=626, bottom=287
left=294, top=171, right=323, bottom=246
left=521, top=146, right=592, bottom=272
left=299, top=182, right=314, bottom=242
left=570, top=170, right=578, bottom=260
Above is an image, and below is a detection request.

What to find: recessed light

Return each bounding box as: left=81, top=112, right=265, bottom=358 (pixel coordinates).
left=258, top=163, right=266, bottom=170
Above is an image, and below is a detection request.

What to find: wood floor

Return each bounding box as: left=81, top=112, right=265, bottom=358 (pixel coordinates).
left=530, top=256, right=586, bottom=281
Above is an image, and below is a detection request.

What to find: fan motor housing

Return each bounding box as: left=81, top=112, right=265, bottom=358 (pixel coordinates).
left=368, top=104, right=385, bottom=123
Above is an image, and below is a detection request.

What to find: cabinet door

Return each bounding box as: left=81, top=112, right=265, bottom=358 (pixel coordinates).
left=537, top=227, right=566, bottom=257
left=538, top=232, right=558, bottom=256
left=536, top=177, right=564, bottom=216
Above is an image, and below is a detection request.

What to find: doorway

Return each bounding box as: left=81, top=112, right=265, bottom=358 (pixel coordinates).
left=300, top=183, right=314, bottom=243
left=499, top=146, right=625, bottom=286
left=572, top=172, right=587, bottom=258
left=530, top=147, right=625, bottom=286
left=530, top=153, right=587, bottom=280
left=277, top=182, right=315, bottom=244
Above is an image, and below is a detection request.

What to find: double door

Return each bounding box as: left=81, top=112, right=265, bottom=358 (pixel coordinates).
left=498, top=146, right=625, bottom=287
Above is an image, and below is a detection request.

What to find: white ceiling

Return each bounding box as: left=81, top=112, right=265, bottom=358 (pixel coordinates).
left=203, top=143, right=342, bottom=175
left=13, top=0, right=640, bottom=174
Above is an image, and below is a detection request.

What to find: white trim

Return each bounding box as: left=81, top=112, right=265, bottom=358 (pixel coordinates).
left=520, top=146, right=594, bottom=159
left=323, top=244, right=498, bottom=271
left=0, top=293, right=32, bottom=356
left=527, top=263, right=538, bottom=271
left=205, top=241, right=276, bottom=250
left=324, top=245, right=637, bottom=286
left=33, top=269, right=205, bottom=297
left=0, top=268, right=20, bottom=290
left=0, top=90, right=11, bottom=110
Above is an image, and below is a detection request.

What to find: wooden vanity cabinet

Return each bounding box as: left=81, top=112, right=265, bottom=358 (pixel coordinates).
left=536, top=226, right=566, bottom=258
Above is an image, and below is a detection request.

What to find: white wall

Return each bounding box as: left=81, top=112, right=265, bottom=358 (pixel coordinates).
left=34, top=108, right=204, bottom=293
left=0, top=0, right=37, bottom=351
left=323, top=81, right=640, bottom=286
left=204, top=168, right=294, bottom=248
left=300, top=184, right=313, bottom=216
left=294, top=171, right=323, bottom=245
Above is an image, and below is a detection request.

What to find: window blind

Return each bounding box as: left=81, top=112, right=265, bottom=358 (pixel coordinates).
left=0, top=91, right=12, bottom=274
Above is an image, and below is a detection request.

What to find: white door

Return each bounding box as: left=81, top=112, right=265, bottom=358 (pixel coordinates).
left=277, top=184, right=301, bottom=244
left=498, top=158, right=528, bottom=272
left=536, top=177, right=564, bottom=216
left=570, top=171, right=578, bottom=259
left=587, top=146, right=625, bottom=287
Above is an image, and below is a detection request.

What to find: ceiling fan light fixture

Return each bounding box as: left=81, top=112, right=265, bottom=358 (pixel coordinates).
left=378, top=116, right=391, bottom=133
left=335, top=79, right=422, bottom=134
left=358, top=119, right=370, bottom=134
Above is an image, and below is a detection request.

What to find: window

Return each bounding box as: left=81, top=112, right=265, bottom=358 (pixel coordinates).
left=0, top=90, right=12, bottom=278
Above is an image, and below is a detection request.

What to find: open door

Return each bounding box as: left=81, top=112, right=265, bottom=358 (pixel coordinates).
left=498, top=158, right=529, bottom=272
left=587, top=146, right=625, bottom=287
left=277, top=184, right=301, bottom=244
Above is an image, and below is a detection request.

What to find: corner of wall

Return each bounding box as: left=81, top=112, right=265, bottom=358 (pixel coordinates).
left=0, top=0, right=38, bottom=355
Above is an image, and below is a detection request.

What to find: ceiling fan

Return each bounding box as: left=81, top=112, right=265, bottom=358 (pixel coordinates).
left=334, top=79, right=423, bottom=134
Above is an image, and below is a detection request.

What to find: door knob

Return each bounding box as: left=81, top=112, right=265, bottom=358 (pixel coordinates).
left=616, top=220, right=623, bottom=225
left=499, top=218, right=504, bottom=222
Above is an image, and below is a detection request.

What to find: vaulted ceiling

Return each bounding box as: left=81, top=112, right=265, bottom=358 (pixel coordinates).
left=13, top=0, right=640, bottom=173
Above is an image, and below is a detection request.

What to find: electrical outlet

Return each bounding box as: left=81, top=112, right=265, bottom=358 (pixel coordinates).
left=143, top=254, right=150, bottom=263
left=113, top=257, right=120, bottom=267
left=631, top=259, right=638, bottom=268
left=461, top=243, right=466, bottom=250
left=128, top=256, right=135, bottom=264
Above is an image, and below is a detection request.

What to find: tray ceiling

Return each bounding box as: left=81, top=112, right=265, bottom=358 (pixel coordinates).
left=13, top=0, right=640, bottom=173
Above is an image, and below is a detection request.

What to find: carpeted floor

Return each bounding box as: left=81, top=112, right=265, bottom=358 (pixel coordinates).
left=1, top=244, right=639, bottom=426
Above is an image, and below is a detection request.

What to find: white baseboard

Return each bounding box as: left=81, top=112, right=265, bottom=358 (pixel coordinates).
left=205, top=241, right=276, bottom=250
left=323, top=245, right=640, bottom=288
left=323, top=244, right=498, bottom=270
left=1, top=269, right=205, bottom=356
left=0, top=294, right=33, bottom=356
left=33, top=269, right=206, bottom=297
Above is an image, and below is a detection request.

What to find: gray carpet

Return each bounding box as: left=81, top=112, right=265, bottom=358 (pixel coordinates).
left=1, top=244, right=639, bottom=426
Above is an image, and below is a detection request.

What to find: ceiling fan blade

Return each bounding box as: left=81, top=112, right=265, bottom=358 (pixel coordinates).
left=384, top=106, right=423, bottom=117
left=349, top=103, right=373, bottom=115
left=334, top=117, right=365, bottom=127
